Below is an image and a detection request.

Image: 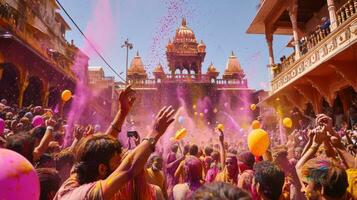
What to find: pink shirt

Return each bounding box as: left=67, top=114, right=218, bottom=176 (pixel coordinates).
left=54, top=176, right=103, bottom=200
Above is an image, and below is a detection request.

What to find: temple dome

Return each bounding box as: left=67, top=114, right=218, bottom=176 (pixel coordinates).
left=207, top=62, right=217, bottom=73
left=197, top=40, right=206, bottom=52
left=154, top=63, right=164, bottom=73
left=128, top=51, right=147, bottom=78
left=173, top=18, right=197, bottom=43
left=225, top=51, right=242, bottom=72
left=223, top=51, right=244, bottom=80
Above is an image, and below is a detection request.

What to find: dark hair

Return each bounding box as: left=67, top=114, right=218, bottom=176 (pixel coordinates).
left=238, top=151, right=255, bottom=169
left=36, top=168, right=61, bottom=200
left=192, top=182, right=252, bottom=200
left=74, top=134, right=122, bottom=184
left=189, top=144, right=199, bottom=156
left=211, top=151, right=220, bottom=162
left=5, top=132, right=35, bottom=163
left=184, top=144, right=190, bottom=155
left=253, top=161, right=285, bottom=200
left=54, top=148, right=75, bottom=170
left=32, top=127, right=47, bottom=141
left=171, top=144, right=179, bottom=153
left=204, top=146, right=213, bottom=156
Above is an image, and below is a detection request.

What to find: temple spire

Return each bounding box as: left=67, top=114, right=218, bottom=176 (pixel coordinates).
left=182, top=17, right=187, bottom=27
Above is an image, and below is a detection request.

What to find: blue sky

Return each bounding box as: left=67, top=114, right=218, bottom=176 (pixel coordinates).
left=59, top=0, right=292, bottom=90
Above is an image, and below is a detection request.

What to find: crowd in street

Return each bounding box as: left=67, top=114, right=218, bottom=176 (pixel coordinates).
left=1, top=85, right=357, bottom=200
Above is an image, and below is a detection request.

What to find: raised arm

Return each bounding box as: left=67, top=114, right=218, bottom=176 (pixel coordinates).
left=101, top=106, right=175, bottom=200
left=296, top=126, right=326, bottom=170
left=218, top=130, right=226, bottom=169
left=33, top=118, right=56, bottom=161
left=105, top=85, right=136, bottom=138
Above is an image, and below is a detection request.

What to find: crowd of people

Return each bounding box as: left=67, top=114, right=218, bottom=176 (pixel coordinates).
left=0, top=85, right=357, bottom=200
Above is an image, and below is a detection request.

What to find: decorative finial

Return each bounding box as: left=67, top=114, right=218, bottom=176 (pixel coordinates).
left=182, top=17, right=187, bottom=27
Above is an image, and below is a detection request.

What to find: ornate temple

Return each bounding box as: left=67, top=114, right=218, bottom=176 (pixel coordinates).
left=117, top=18, right=254, bottom=127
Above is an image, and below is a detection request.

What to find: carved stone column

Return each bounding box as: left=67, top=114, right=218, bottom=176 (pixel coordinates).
left=326, top=0, right=337, bottom=31
left=41, top=80, right=50, bottom=107
left=265, top=32, right=275, bottom=65
left=18, top=69, right=29, bottom=108
left=288, top=2, right=301, bottom=59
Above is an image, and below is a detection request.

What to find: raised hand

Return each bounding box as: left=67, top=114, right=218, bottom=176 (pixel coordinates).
left=150, top=106, right=175, bottom=139
left=45, top=117, right=56, bottom=128
left=119, top=85, right=136, bottom=114
left=312, top=126, right=328, bottom=145
left=74, top=125, right=84, bottom=140
left=316, top=114, right=333, bottom=132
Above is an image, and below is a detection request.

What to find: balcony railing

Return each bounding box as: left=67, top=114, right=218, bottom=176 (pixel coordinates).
left=0, top=0, right=77, bottom=79
left=124, top=74, right=248, bottom=89
left=272, top=0, right=357, bottom=79
left=270, top=2, right=357, bottom=93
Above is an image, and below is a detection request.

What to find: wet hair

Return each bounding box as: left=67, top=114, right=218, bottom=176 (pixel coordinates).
left=190, top=144, right=199, bottom=156
left=301, top=158, right=348, bottom=199
left=238, top=151, right=255, bottom=169
left=5, top=132, right=35, bottom=163
left=184, top=157, right=202, bottom=187
left=192, top=182, right=252, bottom=200
left=36, top=168, right=61, bottom=200
left=253, top=161, right=285, bottom=200
left=74, top=134, right=122, bottom=184
left=204, top=146, right=213, bottom=156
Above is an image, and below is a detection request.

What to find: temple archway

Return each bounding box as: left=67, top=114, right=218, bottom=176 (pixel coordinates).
left=23, top=76, right=44, bottom=106
left=0, top=63, right=20, bottom=104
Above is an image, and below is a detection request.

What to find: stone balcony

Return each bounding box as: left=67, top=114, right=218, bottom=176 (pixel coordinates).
left=0, top=0, right=78, bottom=80
left=270, top=2, right=357, bottom=94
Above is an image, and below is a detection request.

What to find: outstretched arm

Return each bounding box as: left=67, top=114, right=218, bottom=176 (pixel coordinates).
left=101, top=106, right=175, bottom=200
left=106, top=85, right=136, bottom=138
left=33, top=118, right=56, bottom=162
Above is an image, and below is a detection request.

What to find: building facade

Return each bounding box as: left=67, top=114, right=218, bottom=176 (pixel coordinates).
left=117, top=19, right=254, bottom=130
left=0, top=0, right=88, bottom=108
left=247, top=0, right=357, bottom=123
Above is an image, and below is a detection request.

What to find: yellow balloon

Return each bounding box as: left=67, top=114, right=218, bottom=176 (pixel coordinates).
left=248, top=129, right=270, bottom=156
left=61, top=90, right=72, bottom=102
left=217, top=124, right=224, bottom=132
left=250, top=104, right=257, bottom=111
left=283, top=117, right=293, bottom=128
left=175, top=128, right=187, bottom=140
left=251, top=120, right=261, bottom=129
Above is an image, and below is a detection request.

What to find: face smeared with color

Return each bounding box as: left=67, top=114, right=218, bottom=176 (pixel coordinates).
left=302, top=180, right=321, bottom=200
left=225, top=156, right=238, bottom=175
